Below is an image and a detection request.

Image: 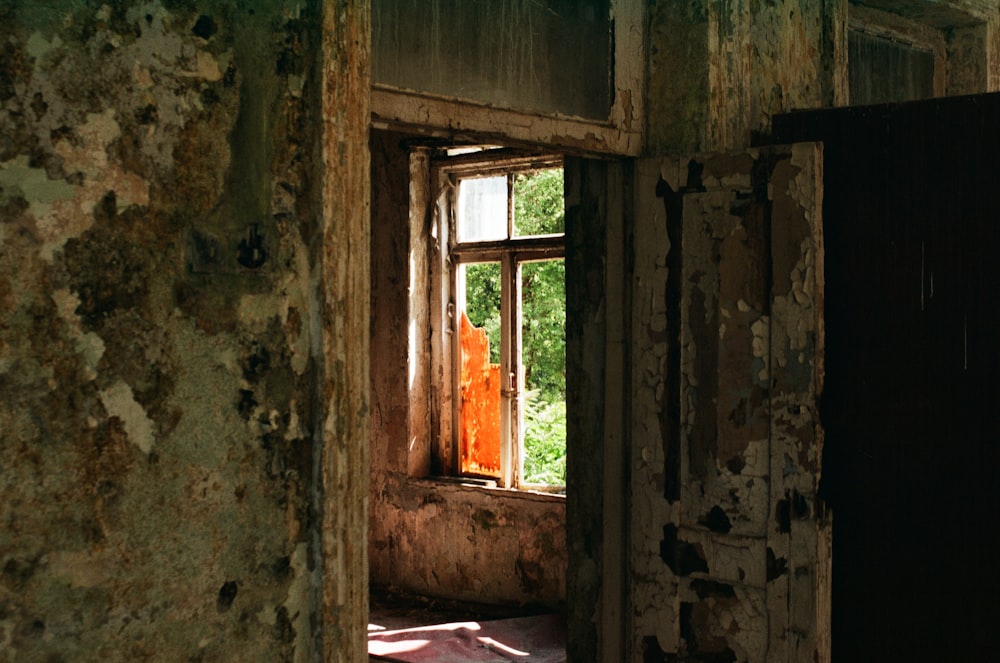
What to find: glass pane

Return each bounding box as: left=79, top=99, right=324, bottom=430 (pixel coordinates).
left=520, top=259, right=565, bottom=485
left=459, top=262, right=502, bottom=477
left=373, top=0, right=612, bottom=120
left=513, top=168, right=564, bottom=237
left=458, top=176, right=507, bottom=242
left=849, top=30, right=934, bottom=105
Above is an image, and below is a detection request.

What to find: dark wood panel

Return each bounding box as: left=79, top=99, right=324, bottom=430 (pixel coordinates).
left=774, top=93, right=1000, bottom=661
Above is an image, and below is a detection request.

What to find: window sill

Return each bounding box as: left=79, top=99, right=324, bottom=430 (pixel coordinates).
left=407, top=476, right=566, bottom=503
left=372, top=86, right=642, bottom=156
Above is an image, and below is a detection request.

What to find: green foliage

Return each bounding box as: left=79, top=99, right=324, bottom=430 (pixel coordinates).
left=516, top=168, right=566, bottom=485
left=523, top=398, right=566, bottom=485
left=464, top=262, right=501, bottom=364
left=521, top=259, right=565, bottom=402
left=515, top=169, right=564, bottom=236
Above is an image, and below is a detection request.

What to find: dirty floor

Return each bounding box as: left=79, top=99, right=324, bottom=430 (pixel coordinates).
left=369, top=588, right=566, bottom=662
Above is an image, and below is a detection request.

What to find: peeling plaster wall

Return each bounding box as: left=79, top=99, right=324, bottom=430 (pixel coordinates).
left=0, top=2, right=364, bottom=660
left=646, top=0, right=847, bottom=154
left=947, top=23, right=990, bottom=94
left=644, top=1, right=1000, bottom=153
left=369, top=476, right=566, bottom=607
left=629, top=145, right=829, bottom=662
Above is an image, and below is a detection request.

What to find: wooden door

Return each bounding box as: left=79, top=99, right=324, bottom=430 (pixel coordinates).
left=775, top=93, right=1000, bottom=661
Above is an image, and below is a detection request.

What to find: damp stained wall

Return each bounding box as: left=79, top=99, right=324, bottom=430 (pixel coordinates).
left=645, top=0, right=848, bottom=155
left=0, top=1, right=369, bottom=661
left=645, top=0, right=1000, bottom=155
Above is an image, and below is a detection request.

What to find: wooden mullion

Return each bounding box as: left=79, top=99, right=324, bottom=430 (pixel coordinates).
left=451, top=235, right=565, bottom=261
left=511, top=257, right=524, bottom=487
left=507, top=172, right=515, bottom=239
left=433, top=152, right=563, bottom=177
left=499, top=253, right=515, bottom=488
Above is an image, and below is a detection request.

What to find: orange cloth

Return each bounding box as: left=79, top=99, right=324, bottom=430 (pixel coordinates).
left=459, top=312, right=501, bottom=476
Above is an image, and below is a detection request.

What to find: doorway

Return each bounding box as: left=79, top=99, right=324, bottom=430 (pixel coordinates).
left=367, top=131, right=632, bottom=661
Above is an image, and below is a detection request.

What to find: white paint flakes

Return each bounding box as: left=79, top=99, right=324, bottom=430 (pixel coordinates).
left=100, top=381, right=156, bottom=454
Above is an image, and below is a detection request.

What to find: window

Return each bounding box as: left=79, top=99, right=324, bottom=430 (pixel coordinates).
left=846, top=2, right=994, bottom=105
left=370, top=1, right=644, bottom=156
left=372, top=0, right=611, bottom=121
left=432, top=152, right=566, bottom=490
left=849, top=29, right=936, bottom=104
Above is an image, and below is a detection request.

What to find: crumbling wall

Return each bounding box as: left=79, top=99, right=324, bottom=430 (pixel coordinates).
left=646, top=0, right=847, bottom=154
left=630, top=144, right=828, bottom=662
left=0, top=2, right=364, bottom=660
left=370, top=475, right=566, bottom=606
left=947, top=23, right=989, bottom=95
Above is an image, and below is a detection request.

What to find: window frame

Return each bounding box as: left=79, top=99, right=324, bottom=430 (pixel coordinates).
left=430, top=151, right=566, bottom=491
left=848, top=4, right=947, bottom=103
left=846, top=2, right=999, bottom=103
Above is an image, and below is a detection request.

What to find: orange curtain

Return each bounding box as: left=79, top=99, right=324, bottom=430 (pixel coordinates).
left=459, top=312, right=501, bottom=476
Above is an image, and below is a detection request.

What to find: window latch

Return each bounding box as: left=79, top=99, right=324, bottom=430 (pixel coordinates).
left=501, top=372, right=518, bottom=398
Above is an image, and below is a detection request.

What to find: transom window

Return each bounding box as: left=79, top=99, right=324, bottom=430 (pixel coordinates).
left=434, top=154, right=566, bottom=490
left=373, top=0, right=612, bottom=120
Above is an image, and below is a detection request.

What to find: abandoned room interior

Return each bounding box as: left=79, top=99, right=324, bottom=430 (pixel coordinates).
left=2, top=0, right=999, bottom=661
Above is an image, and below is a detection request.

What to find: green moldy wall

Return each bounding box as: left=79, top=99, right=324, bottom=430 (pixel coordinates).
left=0, top=2, right=331, bottom=660
left=645, top=0, right=846, bottom=154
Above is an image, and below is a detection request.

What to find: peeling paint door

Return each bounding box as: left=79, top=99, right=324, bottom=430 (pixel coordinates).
left=630, top=144, right=829, bottom=662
